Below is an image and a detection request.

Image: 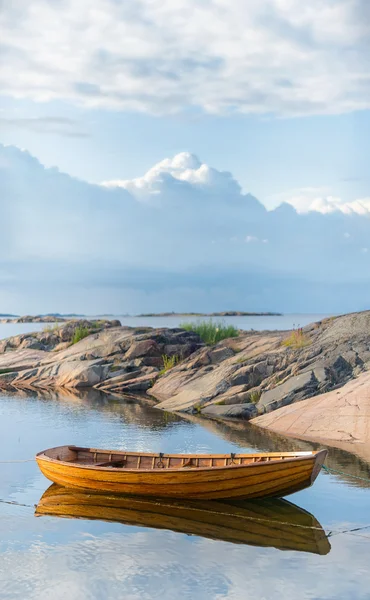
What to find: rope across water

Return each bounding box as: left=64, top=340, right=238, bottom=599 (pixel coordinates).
left=0, top=459, right=35, bottom=463
left=0, top=458, right=369, bottom=538
left=321, top=464, right=370, bottom=483
left=0, top=458, right=370, bottom=537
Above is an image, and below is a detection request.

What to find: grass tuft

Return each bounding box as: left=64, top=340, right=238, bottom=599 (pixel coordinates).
left=43, top=323, right=60, bottom=333
left=92, top=320, right=105, bottom=328
left=282, top=328, right=311, bottom=349
left=72, top=325, right=91, bottom=345
left=159, top=354, right=179, bottom=376
left=249, top=390, right=262, bottom=404
left=180, top=319, right=239, bottom=345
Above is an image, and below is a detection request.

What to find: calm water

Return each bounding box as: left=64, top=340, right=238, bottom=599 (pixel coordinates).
left=0, top=389, right=369, bottom=599
left=0, top=313, right=331, bottom=341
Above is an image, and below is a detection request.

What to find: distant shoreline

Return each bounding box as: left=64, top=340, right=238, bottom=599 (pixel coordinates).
left=136, top=311, right=283, bottom=317
left=0, top=311, right=283, bottom=324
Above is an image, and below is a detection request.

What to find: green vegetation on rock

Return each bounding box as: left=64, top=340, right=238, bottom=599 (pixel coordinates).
left=180, top=320, right=239, bottom=345
left=159, top=354, right=179, bottom=376
left=249, top=390, right=262, bottom=404
left=282, top=328, right=311, bottom=349
left=72, top=325, right=91, bottom=345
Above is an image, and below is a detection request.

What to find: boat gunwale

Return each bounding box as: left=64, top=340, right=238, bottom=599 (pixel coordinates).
left=36, top=445, right=325, bottom=474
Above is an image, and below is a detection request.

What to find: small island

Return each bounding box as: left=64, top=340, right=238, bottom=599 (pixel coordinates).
left=136, top=311, right=282, bottom=317
left=0, top=314, right=86, bottom=323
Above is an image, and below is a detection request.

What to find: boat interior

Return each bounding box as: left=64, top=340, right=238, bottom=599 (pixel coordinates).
left=40, top=446, right=315, bottom=471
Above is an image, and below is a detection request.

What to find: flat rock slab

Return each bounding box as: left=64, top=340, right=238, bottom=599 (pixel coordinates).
left=39, top=327, right=133, bottom=365
left=0, top=325, right=204, bottom=392
left=252, top=371, right=370, bottom=457
left=202, top=403, right=258, bottom=419
left=0, top=349, right=48, bottom=370
left=258, top=371, right=316, bottom=412
left=151, top=333, right=283, bottom=411
left=1, top=358, right=109, bottom=389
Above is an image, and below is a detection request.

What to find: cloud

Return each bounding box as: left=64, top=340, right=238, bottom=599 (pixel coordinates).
left=273, top=187, right=370, bottom=215
left=0, top=0, right=369, bottom=116
left=0, top=117, right=88, bottom=137
left=102, top=152, right=242, bottom=203
left=1, top=142, right=370, bottom=314
left=310, top=197, right=370, bottom=215
left=1, top=523, right=370, bottom=600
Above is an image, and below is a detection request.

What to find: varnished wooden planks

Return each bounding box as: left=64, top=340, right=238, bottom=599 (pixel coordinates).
left=36, top=445, right=327, bottom=500
left=38, top=454, right=315, bottom=484
left=38, top=459, right=313, bottom=491
left=38, top=463, right=313, bottom=499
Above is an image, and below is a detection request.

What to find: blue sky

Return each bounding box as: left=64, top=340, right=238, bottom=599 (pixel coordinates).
left=1, top=97, right=369, bottom=209
left=1, top=0, right=370, bottom=313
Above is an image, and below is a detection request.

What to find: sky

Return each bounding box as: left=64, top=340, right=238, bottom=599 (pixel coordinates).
left=1, top=0, right=370, bottom=314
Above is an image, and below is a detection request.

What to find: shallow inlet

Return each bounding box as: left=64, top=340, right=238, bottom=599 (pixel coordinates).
left=1, top=387, right=370, bottom=599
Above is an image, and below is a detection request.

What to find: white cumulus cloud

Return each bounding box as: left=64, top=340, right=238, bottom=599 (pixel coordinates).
left=102, top=152, right=241, bottom=201
left=271, top=187, right=370, bottom=215
left=2, top=142, right=370, bottom=313
left=0, top=0, right=369, bottom=116
left=305, top=196, right=370, bottom=215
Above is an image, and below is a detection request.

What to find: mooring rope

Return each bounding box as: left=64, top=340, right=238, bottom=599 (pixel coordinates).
left=135, top=499, right=370, bottom=538
left=0, top=496, right=337, bottom=532
left=0, top=459, right=35, bottom=463
left=2, top=493, right=370, bottom=540
left=0, top=459, right=369, bottom=538
left=322, top=465, right=370, bottom=483
left=138, top=500, right=333, bottom=532
left=325, top=524, right=370, bottom=538
left=0, top=498, right=34, bottom=508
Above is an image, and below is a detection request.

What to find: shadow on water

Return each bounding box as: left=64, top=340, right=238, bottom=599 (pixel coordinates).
left=35, top=484, right=331, bottom=556
left=179, top=413, right=370, bottom=489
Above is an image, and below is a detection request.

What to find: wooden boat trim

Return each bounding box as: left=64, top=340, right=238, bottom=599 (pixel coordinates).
left=36, top=445, right=321, bottom=473
left=36, top=445, right=327, bottom=499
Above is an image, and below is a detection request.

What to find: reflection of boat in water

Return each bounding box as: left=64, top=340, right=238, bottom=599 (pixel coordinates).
left=35, top=484, right=331, bottom=555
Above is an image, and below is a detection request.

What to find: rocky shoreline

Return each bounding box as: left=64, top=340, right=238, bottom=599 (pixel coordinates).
left=1, top=310, right=282, bottom=323
left=0, top=315, right=82, bottom=323
left=1, top=312, right=370, bottom=452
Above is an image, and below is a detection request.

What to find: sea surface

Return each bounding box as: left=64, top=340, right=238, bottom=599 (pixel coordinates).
left=0, top=388, right=369, bottom=600
left=0, top=313, right=332, bottom=341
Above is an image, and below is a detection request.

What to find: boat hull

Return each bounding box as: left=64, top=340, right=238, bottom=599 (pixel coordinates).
left=36, top=447, right=327, bottom=500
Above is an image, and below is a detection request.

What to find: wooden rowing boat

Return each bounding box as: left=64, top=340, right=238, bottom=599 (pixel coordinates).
left=36, top=445, right=327, bottom=499
left=35, top=484, right=331, bottom=555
